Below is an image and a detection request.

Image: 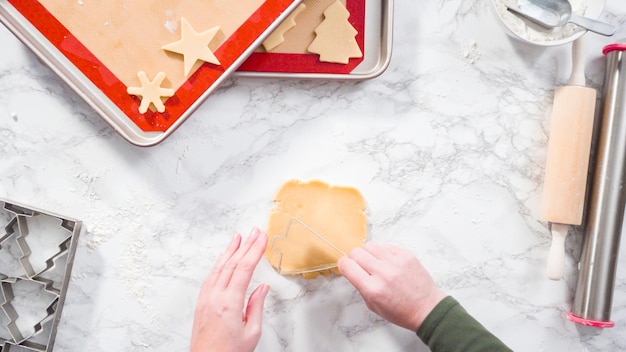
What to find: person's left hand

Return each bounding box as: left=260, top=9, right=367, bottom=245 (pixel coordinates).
left=190, top=228, right=270, bottom=352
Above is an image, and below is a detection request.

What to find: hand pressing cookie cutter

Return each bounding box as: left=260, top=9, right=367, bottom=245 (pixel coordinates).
left=270, top=217, right=347, bottom=275
left=0, top=199, right=81, bottom=352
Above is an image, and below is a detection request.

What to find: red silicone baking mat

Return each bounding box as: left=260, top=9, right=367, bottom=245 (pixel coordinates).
left=237, top=0, right=365, bottom=75
left=0, top=0, right=303, bottom=145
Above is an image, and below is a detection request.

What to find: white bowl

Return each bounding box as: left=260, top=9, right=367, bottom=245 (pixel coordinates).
left=491, top=0, right=606, bottom=46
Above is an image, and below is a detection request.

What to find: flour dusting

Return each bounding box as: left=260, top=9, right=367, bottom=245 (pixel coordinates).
left=460, top=39, right=481, bottom=65
left=164, top=20, right=179, bottom=34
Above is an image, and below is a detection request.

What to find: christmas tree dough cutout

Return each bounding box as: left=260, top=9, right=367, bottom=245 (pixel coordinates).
left=263, top=3, right=307, bottom=52
left=307, top=1, right=362, bottom=64
left=265, top=180, right=367, bottom=278
left=127, top=71, right=174, bottom=114
left=162, top=18, right=221, bottom=78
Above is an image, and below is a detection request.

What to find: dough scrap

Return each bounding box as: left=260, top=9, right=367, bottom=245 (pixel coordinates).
left=307, top=1, right=362, bottom=64
left=263, top=3, right=307, bottom=52
left=126, top=71, right=174, bottom=113
left=162, top=18, right=221, bottom=78
left=265, top=180, right=367, bottom=278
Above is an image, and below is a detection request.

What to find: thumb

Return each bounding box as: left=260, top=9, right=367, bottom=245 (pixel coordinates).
left=245, top=284, right=270, bottom=329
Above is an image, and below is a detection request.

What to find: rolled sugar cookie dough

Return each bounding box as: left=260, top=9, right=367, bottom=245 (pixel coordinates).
left=265, top=180, right=367, bottom=278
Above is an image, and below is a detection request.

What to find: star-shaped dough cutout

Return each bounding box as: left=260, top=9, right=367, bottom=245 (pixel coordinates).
left=162, top=18, right=221, bottom=78
left=126, top=71, right=174, bottom=114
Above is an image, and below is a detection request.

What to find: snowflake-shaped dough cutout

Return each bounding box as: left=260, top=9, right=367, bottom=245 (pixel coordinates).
left=126, top=71, right=174, bottom=114
left=162, top=18, right=221, bottom=78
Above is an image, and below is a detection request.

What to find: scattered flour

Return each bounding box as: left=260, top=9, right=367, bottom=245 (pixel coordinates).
left=84, top=223, right=110, bottom=252
left=74, top=171, right=101, bottom=201
left=494, top=0, right=589, bottom=43
left=119, top=218, right=151, bottom=310
left=164, top=9, right=178, bottom=33
left=164, top=20, right=179, bottom=34
left=460, top=39, right=481, bottom=65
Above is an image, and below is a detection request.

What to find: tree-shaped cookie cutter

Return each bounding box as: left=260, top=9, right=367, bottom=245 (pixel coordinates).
left=0, top=199, right=81, bottom=352
left=1, top=277, right=58, bottom=350
left=270, top=217, right=347, bottom=275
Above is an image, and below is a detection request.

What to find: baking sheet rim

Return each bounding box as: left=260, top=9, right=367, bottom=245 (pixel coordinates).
left=0, top=0, right=305, bottom=147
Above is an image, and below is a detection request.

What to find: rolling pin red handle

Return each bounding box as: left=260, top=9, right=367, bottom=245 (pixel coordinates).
left=567, top=312, right=615, bottom=328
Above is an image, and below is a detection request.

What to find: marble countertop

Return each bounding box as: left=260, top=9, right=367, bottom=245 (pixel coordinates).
left=1, top=1, right=626, bottom=351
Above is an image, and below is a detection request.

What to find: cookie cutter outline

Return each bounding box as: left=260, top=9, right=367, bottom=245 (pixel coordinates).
left=0, top=199, right=81, bottom=352
left=16, top=215, right=74, bottom=281
left=0, top=217, right=21, bottom=280
left=270, top=217, right=347, bottom=275
left=1, top=277, right=58, bottom=349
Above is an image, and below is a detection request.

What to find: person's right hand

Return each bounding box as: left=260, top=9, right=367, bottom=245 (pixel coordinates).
left=337, top=242, right=446, bottom=332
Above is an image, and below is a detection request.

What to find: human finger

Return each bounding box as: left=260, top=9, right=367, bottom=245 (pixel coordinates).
left=228, top=230, right=268, bottom=298
left=363, top=242, right=394, bottom=260
left=348, top=247, right=382, bottom=275
left=204, top=232, right=242, bottom=290
left=215, top=228, right=261, bottom=290
left=380, top=243, right=405, bottom=256
left=244, top=284, right=270, bottom=332
left=337, top=256, right=372, bottom=293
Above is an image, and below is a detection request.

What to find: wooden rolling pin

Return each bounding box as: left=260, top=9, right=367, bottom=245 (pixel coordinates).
left=541, top=35, right=596, bottom=281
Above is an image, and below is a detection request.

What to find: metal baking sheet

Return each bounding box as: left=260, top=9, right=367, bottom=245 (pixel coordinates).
left=235, top=0, right=393, bottom=80
left=0, top=0, right=303, bottom=147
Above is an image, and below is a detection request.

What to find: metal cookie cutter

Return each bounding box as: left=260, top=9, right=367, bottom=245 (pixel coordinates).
left=270, top=217, right=347, bottom=275
left=0, top=200, right=81, bottom=352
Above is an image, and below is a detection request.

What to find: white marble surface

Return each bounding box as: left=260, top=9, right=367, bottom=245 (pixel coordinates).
left=1, top=0, right=626, bottom=351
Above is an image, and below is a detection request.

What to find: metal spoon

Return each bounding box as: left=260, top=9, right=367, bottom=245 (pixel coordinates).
left=506, top=0, right=617, bottom=37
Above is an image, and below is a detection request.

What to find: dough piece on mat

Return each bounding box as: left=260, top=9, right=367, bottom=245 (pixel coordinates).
left=264, top=0, right=348, bottom=54
left=263, top=3, right=307, bottom=52
left=162, top=18, right=221, bottom=78
left=126, top=71, right=174, bottom=113
left=38, top=0, right=264, bottom=91
left=307, top=0, right=362, bottom=64
left=265, top=180, right=367, bottom=278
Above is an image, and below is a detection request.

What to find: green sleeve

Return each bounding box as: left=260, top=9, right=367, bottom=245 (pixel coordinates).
left=416, top=296, right=512, bottom=352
